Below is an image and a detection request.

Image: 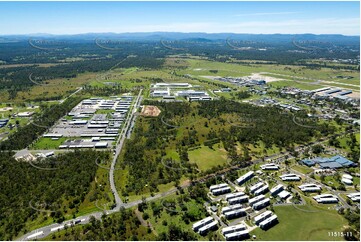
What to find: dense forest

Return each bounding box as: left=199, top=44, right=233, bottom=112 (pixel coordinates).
left=0, top=150, right=108, bottom=240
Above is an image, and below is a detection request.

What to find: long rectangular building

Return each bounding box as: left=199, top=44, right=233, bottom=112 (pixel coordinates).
left=236, top=171, right=254, bottom=185
left=198, top=220, right=218, bottom=235
left=270, top=184, right=284, bottom=196
left=313, top=194, right=338, bottom=204
left=254, top=210, right=273, bottom=225
left=249, top=182, right=264, bottom=193
left=259, top=214, right=278, bottom=230
left=298, top=184, right=321, bottom=192
left=249, top=194, right=266, bottom=206
left=254, top=184, right=269, bottom=196
left=252, top=198, right=270, bottom=210
left=222, top=204, right=243, bottom=214
left=224, top=208, right=247, bottom=220
left=221, top=224, right=247, bottom=235
left=279, top=173, right=301, bottom=181
left=228, top=195, right=249, bottom=205
left=224, top=230, right=249, bottom=241
left=192, top=217, right=213, bottom=232
left=226, top=192, right=245, bottom=201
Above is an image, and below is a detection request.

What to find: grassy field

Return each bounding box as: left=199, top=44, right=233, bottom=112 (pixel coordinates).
left=188, top=144, right=228, bottom=171
left=251, top=205, right=347, bottom=241
left=292, top=164, right=314, bottom=174
left=31, top=137, right=67, bottom=150
left=174, top=58, right=359, bottom=92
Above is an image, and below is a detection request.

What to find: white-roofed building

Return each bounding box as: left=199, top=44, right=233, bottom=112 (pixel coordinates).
left=278, top=190, right=291, bottom=200
left=279, top=173, right=301, bottom=181
left=253, top=210, right=273, bottom=225
left=270, top=184, right=284, bottom=196
left=198, top=220, right=218, bottom=235
left=347, top=193, right=360, bottom=202
left=249, top=182, right=264, bottom=194
left=254, top=184, right=269, bottom=196
left=224, top=230, right=249, bottom=241
left=260, top=163, right=279, bottom=170
left=313, top=194, right=339, bottom=203
left=259, top=214, right=278, bottom=229
left=249, top=194, right=266, bottom=206
left=228, top=195, right=249, bottom=205
left=298, top=183, right=321, bottom=192
left=236, top=171, right=254, bottom=185
left=192, top=216, right=213, bottom=232
left=341, top=178, right=353, bottom=185
left=224, top=208, right=247, bottom=220
left=252, top=198, right=270, bottom=210
left=221, top=224, right=247, bottom=235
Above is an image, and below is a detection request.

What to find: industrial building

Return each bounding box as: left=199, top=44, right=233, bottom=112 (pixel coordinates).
left=221, top=224, right=247, bottom=235
left=249, top=182, right=264, bottom=194
left=278, top=190, right=291, bottom=200
left=224, top=208, right=247, bottom=220
left=152, top=82, right=192, bottom=89
left=253, top=210, right=273, bottom=225
left=228, top=195, right=249, bottom=205
left=222, top=224, right=249, bottom=241
left=249, top=194, right=266, bottom=206
left=260, top=163, right=279, bottom=170
left=221, top=204, right=243, bottom=215
left=259, top=214, right=278, bottom=230
left=252, top=197, right=270, bottom=210
left=298, top=183, right=321, bottom=192
left=270, top=184, right=284, bottom=196
left=226, top=191, right=245, bottom=201
left=210, top=183, right=231, bottom=196
left=192, top=217, right=214, bottom=232
left=302, top=155, right=355, bottom=169
left=254, top=184, right=269, bottom=196
left=313, top=194, right=339, bottom=204
left=0, top=119, right=9, bottom=128
left=236, top=171, right=254, bottom=185
left=347, top=193, right=360, bottom=202
left=341, top=174, right=353, bottom=185
left=198, top=220, right=218, bottom=235
left=279, top=173, right=301, bottom=181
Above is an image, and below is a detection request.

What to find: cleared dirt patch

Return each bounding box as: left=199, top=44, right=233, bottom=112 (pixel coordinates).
left=141, top=105, right=161, bottom=117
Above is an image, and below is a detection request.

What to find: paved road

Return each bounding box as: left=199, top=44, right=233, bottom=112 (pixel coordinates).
left=110, top=89, right=143, bottom=211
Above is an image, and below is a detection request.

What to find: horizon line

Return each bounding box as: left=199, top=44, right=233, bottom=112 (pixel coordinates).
left=0, top=31, right=359, bottom=37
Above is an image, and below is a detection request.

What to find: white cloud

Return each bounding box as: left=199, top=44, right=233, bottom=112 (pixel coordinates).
left=234, top=12, right=300, bottom=17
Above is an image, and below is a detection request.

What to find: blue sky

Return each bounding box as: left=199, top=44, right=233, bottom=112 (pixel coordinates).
left=0, top=1, right=359, bottom=35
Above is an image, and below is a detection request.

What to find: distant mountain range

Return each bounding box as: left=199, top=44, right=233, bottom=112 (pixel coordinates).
left=0, top=32, right=360, bottom=44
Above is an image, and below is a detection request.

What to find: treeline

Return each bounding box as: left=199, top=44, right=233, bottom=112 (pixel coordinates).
left=0, top=150, right=106, bottom=240
left=0, top=55, right=164, bottom=98
left=197, top=98, right=335, bottom=150
left=0, top=96, right=82, bottom=150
